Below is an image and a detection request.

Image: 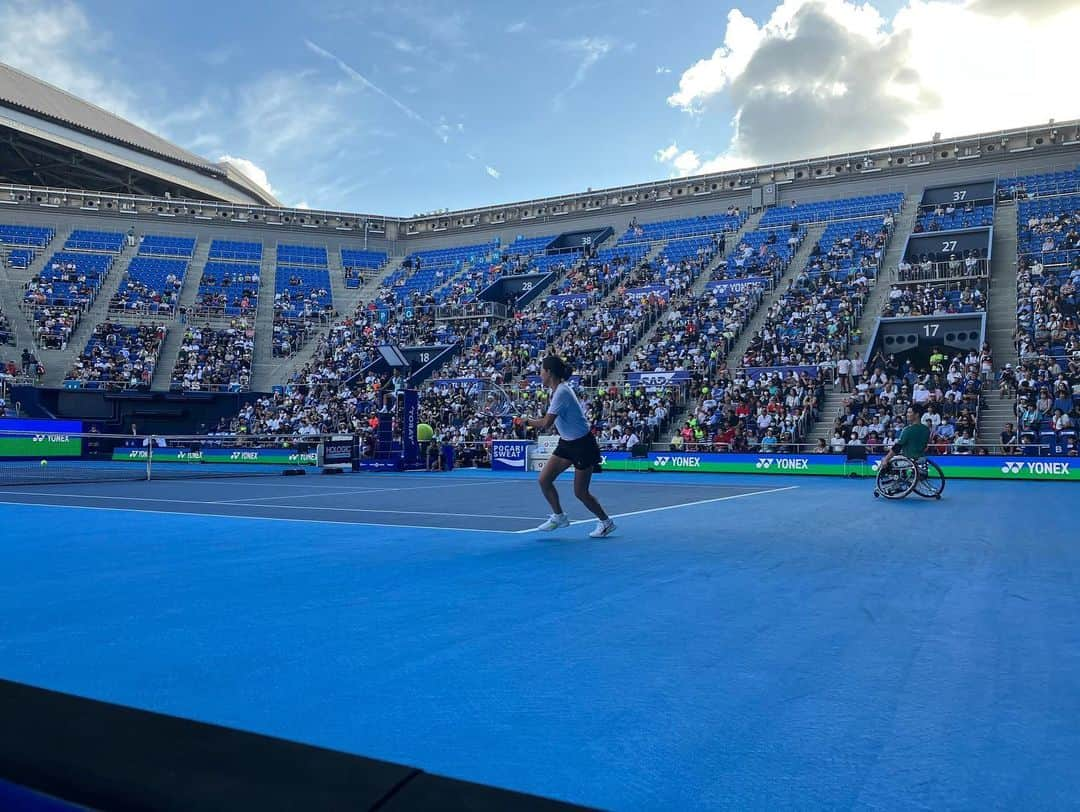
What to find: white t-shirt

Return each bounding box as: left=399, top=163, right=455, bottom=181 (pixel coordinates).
left=547, top=382, right=590, bottom=441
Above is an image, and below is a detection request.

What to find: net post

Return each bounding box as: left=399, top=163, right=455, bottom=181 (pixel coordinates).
left=147, top=434, right=154, bottom=481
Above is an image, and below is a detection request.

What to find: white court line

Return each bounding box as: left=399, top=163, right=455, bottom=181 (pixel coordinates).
left=0, top=490, right=543, bottom=522
left=218, top=481, right=505, bottom=503
left=513, top=485, right=801, bottom=533
left=0, top=500, right=521, bottom=535
left=147, top=477, right=522, bottom=492
left=234, top=503, right=545, bottom=520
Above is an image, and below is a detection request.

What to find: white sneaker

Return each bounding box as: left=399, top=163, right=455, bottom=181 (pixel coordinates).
left=536, top=513, right=570, bottom=531
left=589, top=519, right=616, bottom=538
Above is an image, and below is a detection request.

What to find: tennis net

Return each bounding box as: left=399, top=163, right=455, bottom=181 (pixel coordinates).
left=0, top=430, right=355, bottom=486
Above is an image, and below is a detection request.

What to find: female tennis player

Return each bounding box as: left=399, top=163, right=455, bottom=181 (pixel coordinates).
left=523, top=355, right=615, bottom=537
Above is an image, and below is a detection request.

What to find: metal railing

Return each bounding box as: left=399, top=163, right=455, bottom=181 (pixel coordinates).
left=894, top=258, right=989, bottom=282
left=435, top=301, right=509, bottom=321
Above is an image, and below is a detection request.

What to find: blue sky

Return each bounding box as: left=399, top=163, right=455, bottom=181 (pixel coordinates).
left=0, top=0, right=1077, bottom=215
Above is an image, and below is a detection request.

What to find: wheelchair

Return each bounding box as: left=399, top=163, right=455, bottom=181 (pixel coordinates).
left=873, top=455, right=945, bottom=500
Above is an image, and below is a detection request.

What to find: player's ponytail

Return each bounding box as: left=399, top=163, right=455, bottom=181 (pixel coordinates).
left=542, top=355, right=573, bottom=382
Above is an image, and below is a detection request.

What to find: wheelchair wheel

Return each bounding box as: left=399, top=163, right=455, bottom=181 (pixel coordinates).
left=875, top=455, right=917, bottom=499
left=913, top=459, right=945, bottom=499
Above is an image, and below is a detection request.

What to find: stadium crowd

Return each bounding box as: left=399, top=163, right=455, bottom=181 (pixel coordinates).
left=0, top=306, right=13, bottom=345
left=1004, top=194, right=1080, bottom=454
left=822, top=348, right=988, bottom=456
left=65, top=322, right=166, bottom=390
left=171, top=323, right=254, bottom=392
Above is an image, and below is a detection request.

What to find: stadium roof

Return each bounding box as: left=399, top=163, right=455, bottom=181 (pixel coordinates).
left=0, top=62, right=280, bottom=207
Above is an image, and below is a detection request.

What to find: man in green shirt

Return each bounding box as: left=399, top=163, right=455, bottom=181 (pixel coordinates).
left=880, top=403, right=931, bottom=473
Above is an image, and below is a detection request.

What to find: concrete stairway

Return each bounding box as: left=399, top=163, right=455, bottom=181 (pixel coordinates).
left=689, top=210, right=766, bottom=297
left=0, top=227, right=76, bottom=355
left=605, top=211, right=766, bottom=381
left=0, top=266, right=35, bottom=351
left=248, top=253, right=281, bottom=392
left=39, top=247, right=139, bottom=386
left=977, top=201, right=1020, bottom=449
left=150, top=240, right=212, bottom=391
left=806, top=195, right=921, bottom=444
left=720, top=222, right=827, bottom=370
left=256, top=258, right=400, bottom=390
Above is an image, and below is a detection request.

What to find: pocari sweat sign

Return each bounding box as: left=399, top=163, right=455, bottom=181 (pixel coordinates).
left=491, top=440, right=533, bottom=471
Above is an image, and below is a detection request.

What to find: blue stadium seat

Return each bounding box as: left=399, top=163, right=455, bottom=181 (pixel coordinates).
left=209, top=240, right=263, bottom=262
left=138, top=234, right=196, bottom=258
left=758, top=193, right=903, bottom=227
left=65, top=230, right=125, bottom=252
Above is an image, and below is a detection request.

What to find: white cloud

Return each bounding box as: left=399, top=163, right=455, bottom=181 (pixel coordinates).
left=294, top=200, right=312, bottom=210
left=662, top=0, right=1080, bottom=170
left=655, top=143, right=679, bottom=162
left=506, top=20, right=528, bottom=33
left=553, top=36, right=613, bottom=108
left=218, top=155, right=277, bottom=196
left=235, top=70, right=352, bottom=156
left=373, top=31, right=425, bottom=54
left=967, top=0, right=1077, bottom=19
left=0, top=0, right=144, bottom=126
left=567, top=37, right=612, bottom=90
left=656, top=66, right=672, bottom=74
left=485, top=165, right=501, bottom=179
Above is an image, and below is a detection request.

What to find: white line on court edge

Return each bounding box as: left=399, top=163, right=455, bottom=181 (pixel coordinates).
left=165, top=476, right=523, bottom=491
left=216, top=481, right=499, bottom=503
left=0, top=491, right=543, bottom=521
left=512, top=484, right=801, bottom=533
left=0, top=500, right=520, bottom=535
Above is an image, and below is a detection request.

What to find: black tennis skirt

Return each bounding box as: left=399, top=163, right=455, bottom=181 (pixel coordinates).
left=553, top=432, right=604, bottom=471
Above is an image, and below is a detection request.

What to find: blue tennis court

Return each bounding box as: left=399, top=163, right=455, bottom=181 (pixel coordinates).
left=1, top=470, right=1078, bottom=809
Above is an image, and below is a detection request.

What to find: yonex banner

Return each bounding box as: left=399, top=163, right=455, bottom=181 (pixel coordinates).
left=112, top=448, right=317, bottom=465
left=492, top=440, right=533, bottom=471
left=549, top=451, right=1080, bottom=481
left=200, top=449, right=317, bottom=465
left=868, top=455, right=1079, bottom=481
left=112, top=448, right=201, bottom=463
left=0, top=418, right=83, bottom=458
left=706, top=277, right=769, bottom=294
left=597, top=451, right=849, bottom=475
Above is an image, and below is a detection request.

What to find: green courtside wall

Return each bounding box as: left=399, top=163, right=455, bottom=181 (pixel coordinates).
left=592, top=451, right=1080, bottom=482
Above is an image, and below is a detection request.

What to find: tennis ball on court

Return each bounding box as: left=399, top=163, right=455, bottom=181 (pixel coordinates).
left=417, top=423, right=434, bottom=443
left=40, top=459, right=48, bottom=466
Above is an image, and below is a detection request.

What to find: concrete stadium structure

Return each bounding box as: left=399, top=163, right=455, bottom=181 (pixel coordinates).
left=3, top=63, right=1080, bottom=451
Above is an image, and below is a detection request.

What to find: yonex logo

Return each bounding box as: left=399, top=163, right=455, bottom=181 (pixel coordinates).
left=755, top=457, right=808, bottom=470
left=654, top=456, right=700, bottom=467
left=999, top=460, right=1070, bottom=476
